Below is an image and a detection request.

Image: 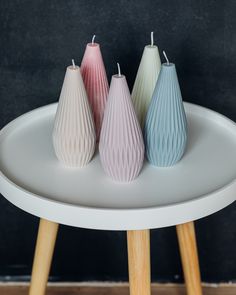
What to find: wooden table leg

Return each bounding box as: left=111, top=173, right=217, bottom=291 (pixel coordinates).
left=29, top=218, right=59, bottom=295
left=127, top=229, right=151, bottom=295
left=176, top=221, right=202, bottom=295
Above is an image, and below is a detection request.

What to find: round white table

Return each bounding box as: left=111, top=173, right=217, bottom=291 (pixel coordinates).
left=0, top=102, right=235, bottom=295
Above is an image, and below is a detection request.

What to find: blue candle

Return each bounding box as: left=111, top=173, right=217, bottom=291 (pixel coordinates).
left=144, top=51, right=187, bottom=167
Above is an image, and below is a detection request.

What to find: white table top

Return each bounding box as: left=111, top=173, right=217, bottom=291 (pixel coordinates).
left=0, top=102, right=235, bottom=230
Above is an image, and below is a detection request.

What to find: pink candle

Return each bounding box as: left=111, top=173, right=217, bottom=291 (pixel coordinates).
left=99, top=63, right=144, bottom=182
left=81, top=35, right=109, bottom=141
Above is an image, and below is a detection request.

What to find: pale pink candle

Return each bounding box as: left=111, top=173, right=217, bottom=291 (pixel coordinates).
left=99, top=63, right=144, bottom=182
left=81, top=35, right=109, bottom=141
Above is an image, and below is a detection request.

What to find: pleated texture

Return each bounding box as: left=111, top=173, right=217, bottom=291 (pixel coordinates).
left=144, top=64, right=187, bottom=167
left=99, top=75, right=144, bottom=182
left=131, top=45, right=161, bottom=128
left=81, top=43, right=109, bottom=141
left=53, top=66, right=96, bottom=167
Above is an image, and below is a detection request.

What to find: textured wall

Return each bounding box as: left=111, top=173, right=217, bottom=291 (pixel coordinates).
left=0, top=0, right=235, bottom=282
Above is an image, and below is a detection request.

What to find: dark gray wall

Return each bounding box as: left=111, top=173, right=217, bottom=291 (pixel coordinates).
left=0, top=0, right=235, bottom=283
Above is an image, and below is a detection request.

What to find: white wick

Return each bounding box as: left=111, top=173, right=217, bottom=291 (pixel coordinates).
left=72, top=59, right=76, bottom=68
left=163, top=51, right=170, bottom=65
left=117, top=63, right=121, bottom=77
left=92, top=35, right=96, bottom=44
left=151, top=31, right=154, bottom=46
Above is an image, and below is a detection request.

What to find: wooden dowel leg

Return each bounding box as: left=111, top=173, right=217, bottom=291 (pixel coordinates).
left=176, top=221, right=203, bottom=295
left=127, top=229, right=151, bottom=295
left=29, top=218, right=59, bottom=295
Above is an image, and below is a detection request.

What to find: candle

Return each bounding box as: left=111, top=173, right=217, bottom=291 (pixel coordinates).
left=81, top=35, right=109, bottom=141
left=131, top=32, right=161, bottom=128
left=144, top=51, right=187, bottom=167
left=53, top=60, right=96, bottom=167
left=99, top=63, right=144, bottom=182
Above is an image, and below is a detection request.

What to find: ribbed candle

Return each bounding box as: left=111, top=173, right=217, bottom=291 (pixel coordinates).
left=81, top=36, right=109, bottom=141
left=53, top=62, right=96, bottom=167
left=144, top=53, right=187, bottom=167
left=99, top=64, right=144, bottom=182
left=132, top=32, right=161, bottom=128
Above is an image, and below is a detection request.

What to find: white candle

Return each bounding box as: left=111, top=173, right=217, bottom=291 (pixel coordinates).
left=131, top=32, right=161, bottom=128
left=53, top=59, right=96, bottom=167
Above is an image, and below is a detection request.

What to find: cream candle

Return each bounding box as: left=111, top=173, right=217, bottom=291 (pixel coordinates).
left=53, top=60, right=96, bottom=167
left=81, top=35, right=109, bottom=141
left=131, top=32, right=161, bottom=128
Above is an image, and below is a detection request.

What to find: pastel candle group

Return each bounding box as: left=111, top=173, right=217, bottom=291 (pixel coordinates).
left=52, top=33, right=188, bottom=182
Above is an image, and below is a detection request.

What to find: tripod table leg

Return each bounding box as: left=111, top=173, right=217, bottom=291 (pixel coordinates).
left=127, top=229, right=151, bottom=295
left=176, top=221, right=203, bottom=295
left=29, top=218, right=59, bottom=295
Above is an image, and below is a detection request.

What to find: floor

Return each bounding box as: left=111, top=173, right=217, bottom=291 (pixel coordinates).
left=0, top=282, right=235, bottom=295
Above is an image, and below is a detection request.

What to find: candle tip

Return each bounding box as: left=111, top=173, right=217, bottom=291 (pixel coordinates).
left=151, top=31, right=154, bottom=46
left=92, top=35, right=96, bottom=44
left=117, top=63, right=121, bottom=77
left=163, top=51, right=170, bottom=65
left=72, top=59, right=76, bottom=68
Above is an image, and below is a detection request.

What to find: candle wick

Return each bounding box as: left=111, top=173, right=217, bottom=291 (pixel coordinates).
left=163, top=51, right=170, bottom=65
left=72, top=59, right=76, bottom=68
left=151, top=31, right=154, bottom=46
left=92, top=35, right=96, bottom=44
left=117, top=63, right=121, bottom=77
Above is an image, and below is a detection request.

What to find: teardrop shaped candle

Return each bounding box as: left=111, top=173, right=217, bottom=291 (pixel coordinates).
left=53, top=60, right=96, bottom=167
left=99, top=64, right=144, bottom=182
left=81, top=35, right=109, bottom=141
left=144, top=52, right=187, bottom=167
left=132, top=32, right=161, bottom=128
